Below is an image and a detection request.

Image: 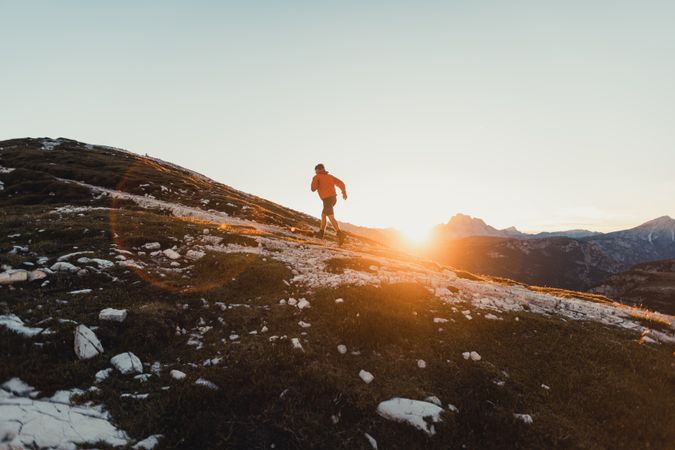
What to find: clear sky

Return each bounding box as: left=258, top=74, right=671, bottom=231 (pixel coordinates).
left=1, top=1, right=673, bottom=236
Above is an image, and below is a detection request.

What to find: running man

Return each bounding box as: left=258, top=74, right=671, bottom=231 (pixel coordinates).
left=311, top=163, right=347, bottom=245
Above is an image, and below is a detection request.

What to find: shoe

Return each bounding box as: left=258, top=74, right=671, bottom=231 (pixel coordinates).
left=316, top=229, right=325, bottom=239
left=337, top=231, right=345, bottom=246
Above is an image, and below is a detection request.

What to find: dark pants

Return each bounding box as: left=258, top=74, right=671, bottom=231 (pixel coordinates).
left=322, top=195, right=337, bottom=215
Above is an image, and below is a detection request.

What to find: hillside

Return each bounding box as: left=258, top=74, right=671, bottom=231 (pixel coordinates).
left=0, top=137, right=674, bottom=450
left=591, top=259, right=675, bottom=315
left=425, top=236, right=621, bottom=291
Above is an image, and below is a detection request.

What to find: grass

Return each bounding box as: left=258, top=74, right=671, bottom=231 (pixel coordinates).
left=3, top=275, right=673, bottom=449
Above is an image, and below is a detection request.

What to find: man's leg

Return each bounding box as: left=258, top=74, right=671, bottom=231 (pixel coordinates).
left=328, top=214, right=341, bottom=233
left=318, top=213, right=327, bottom=238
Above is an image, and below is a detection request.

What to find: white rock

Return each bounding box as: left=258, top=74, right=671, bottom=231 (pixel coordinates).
left=291, top=338, right=304, bottom=351
left=424, top=396, right=442, bottom=406
left=50, top=262, right=79, bottom=272
left=27, top=269, right=48, bottom=282
left=170, top=370, right=187, bottom=380
left=298, top=321, right=311, bottom=328
left=447, top=403, right=459, bottom=413
left=77, top=257, right=115, bottom=269
left=133, top=434, right=163, bottom=449
left=99, top=308, right=128, bottom=322
left=185, top=249, right=206, bottom=260
left=484, top=313, right=499, bottom=320
left=287, top=298, right=297, bottom=306
left=0, top=314, right=49, bottom=337
left=364, top=432, right=378, bottom=449
left=514, top=413, right=533, bottom=424
left=335, top=298, right=344, bottom=304
left=110, top=352, right=143, bottom=374
left=95, top=368, right=114, bottom=383
left=74, top=325, right=104, bottom=360
left=462, top=351, right=481, bottom=361
left=2, top=378, right=39, bottom=397
left=143, top=242, right=161, bottom=250
left=433, top=317, right=448, bottom=323
left=0, top=269, right=29, bottom=285
left=69, top=289, right=92, bottom=295
left=163, top=249, right=180, bottom=260
left=0, top=379, right=130, bottom=448
left=297, top=298, right=310, bottom=310
left=134, top=374, right=151, bottom=383
left=194, top=378, right=218, bottom=390
left=417, top=359, right=427, bottom=369
left=359, top=370, right=374, bottom=384
left=337, top=344, right=348, bottom=354
left=376, top=398, right=444, bottom=436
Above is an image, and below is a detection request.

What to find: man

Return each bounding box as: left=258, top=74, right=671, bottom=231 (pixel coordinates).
left=311, top=163, right=347, bottom=245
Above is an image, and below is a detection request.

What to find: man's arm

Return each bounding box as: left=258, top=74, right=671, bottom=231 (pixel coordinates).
left=333, top=176, right=347, bottom=199
left=311, top=175, right=319, bottom=192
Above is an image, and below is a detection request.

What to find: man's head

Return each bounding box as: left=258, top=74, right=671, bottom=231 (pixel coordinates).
left=315, top=163, right=325, bottom=174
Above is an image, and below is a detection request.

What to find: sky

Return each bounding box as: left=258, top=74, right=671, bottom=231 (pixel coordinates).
left=1, top=1, right=674, bottom=237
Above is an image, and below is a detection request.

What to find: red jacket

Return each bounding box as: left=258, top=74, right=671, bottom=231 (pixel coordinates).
left=311, top=170, right=346, bottom=199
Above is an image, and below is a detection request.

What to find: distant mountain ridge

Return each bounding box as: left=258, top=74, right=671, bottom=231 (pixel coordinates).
left=426, top=214, right=675, bottom=305
left=433, top=213, right=603, bottom=240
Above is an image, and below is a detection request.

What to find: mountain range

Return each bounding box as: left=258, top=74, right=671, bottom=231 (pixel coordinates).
left=425, top=214, right=675, bottom=301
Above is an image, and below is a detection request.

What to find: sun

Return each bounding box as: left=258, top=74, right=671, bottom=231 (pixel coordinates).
left=399, top=223, right=433, bottom=245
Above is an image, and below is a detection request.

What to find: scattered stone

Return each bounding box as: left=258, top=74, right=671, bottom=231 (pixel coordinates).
left=433, top=317, right=448, bottom=323
left=424, top=396, right=442, bottom=406
left=376, top=398, right=444, bottom=436
left=27, top=269, right=48, bottom=282
left=462, top=351, right=481, bottom=361
left=163, top=249, right=181, bottom=260
left=291, top=337, right=304, bottom=351
left=417, top=359, right=427, bottom=369
left=337, top=344, right=347, bottom=354
left=514, top=413, right=533, bottom=424
left=50, top=262, right=79, bottom=272
left=99, top=308, right=128, bottom=322
left=194, top=378, right=219, bottom=390
left=359, top=370, right=374, bottom=384
left=95, top=368, right=114, bottom=383
left=0, top=314, right=50, bottom=337
left=170, top=370, right=187, bottom=381
left=69, top=289, right=92, bottom=295
left=0, top=269, right=28, bottom=284
left=185, top=249, right=206, bottom=260
left=110, top=352, right=143, bottom=375
left=74, top=325, right=104, bottom=360
left=297, top=298, right=310, bottom=310
left=364, top=432, right=378, bottom=449
left=133, top=434, right=163, bottom=449
left=143, top=242, right=161, bottom=250
left=335, top=298, right=344, bottom=304
left=298, top=321, right=311, bottom=328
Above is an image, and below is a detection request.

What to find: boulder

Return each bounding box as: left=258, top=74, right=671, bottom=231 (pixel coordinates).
left=110, top=352, right=143, bottom=374
left=99, top=308, right=128, bottom=322
left=74, top=325, right=104, bottom=360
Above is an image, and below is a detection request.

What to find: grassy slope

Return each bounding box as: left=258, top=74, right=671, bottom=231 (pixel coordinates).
left=1, top=139, right=674, bottom=449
